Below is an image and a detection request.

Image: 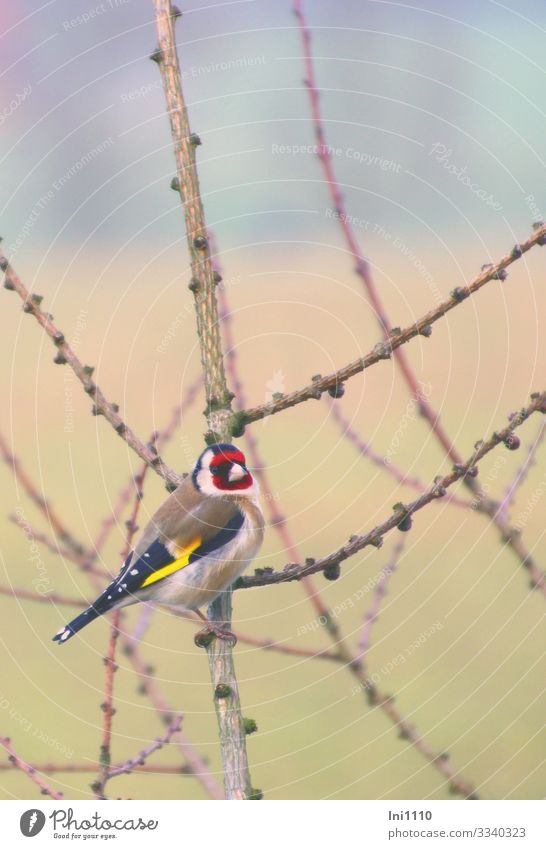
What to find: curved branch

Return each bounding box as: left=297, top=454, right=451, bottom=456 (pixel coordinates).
left=4, top=408, right=220, bottom=799
left=0, top=431, right=85, bottom=556
left=327, top=402, right=472, bottom=510
left=82, top=377, right=202, bottom=573
left=122, top=638, right=223, bottom=799
left=291, top=0, right=546, bottom=597
left=107, top=715, right=183, bottom=780
left=218, top=250, right=477, bottom=797
left=499, top=420, right=546, bottom=518
left=93, top=458, right=150, bottom=800
left=238, top=392, right=545, bottom=588
left=0, top=263, right=180, bottom=489
left=0, top=760, right=196, bottom=775
left=0, top=736, right=64, bottom=799
left=238, top=224, right=545, bottom=426
left=357, top=540, right=405, bottom=661
left=0, top=585, right=84, bottom=607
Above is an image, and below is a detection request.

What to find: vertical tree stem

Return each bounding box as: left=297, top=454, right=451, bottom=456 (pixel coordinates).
left=152, top=1, right=231, bottom=440
left=152, top=0, right=252, bottom=800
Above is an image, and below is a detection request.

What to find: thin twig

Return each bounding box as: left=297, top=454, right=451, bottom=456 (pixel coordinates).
left=93, top=454, right=151, bottom=799
left=152, top=0, right=252, bottom=800
left=0, top=736, right=64, bottom=799
left=238, top=224, right=545, bottom=427
left=218, top=254, right=476, bottom=797
left=83, top=376, right=202, bottom=575
left=352, top=543, right=477, bottom=797
left=0, top=760, right=197, bottom=775
left=123, top=639, right=224, bottom=799
left=328, top=402, right=472, bottom=510
left=131, top=605, right=155, bottom=646
left=357, top=540, right=405, bottom=660
left=81, top=563, right=222, bottom=798
left=94, top=609, right=122, bottom=799
left=248, top=400, right=476, bottom=797
left=338, top=539, right=477, bottom=796
left=3, top=409, right=220, bottom=799
left=238, top=392, right=545, bottom=588
left=81, top=484, right=136, bottom=575
left=498, top=420, right=546, bottom=519
left=107, top=715, right=183, bottom=779
left=155, top=377, right=203, bottom=452
left=291, top=1, right=546, bottom=596
left=0, top=265, right=180, bottom=488
left=294, top=0, right=461, bottom=461
left=0, top=410, right=219, bottom=799
left=233, top=632, right=341, bottom=661
left=166, top=607, right=342, bottom=662
left=7, top=513, right=108, bottom=578
left=0, top=585, right=84, bottom=607
left=0, top=431, right=85, bottom=556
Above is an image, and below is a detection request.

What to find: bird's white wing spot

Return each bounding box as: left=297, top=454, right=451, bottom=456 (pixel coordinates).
left=130, top=569, right=138, bottom=575
left=144, top=553, right=150, bottom=558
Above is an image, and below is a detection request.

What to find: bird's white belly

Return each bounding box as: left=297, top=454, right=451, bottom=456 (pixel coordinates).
left=148, top=524, right=262, bottom=610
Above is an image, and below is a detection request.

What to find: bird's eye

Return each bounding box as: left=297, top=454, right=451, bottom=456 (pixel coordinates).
left=211, top=461, right=230, bottom=476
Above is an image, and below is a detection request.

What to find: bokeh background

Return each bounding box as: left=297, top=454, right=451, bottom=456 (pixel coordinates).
left=1, top=0, right=545, bottom=800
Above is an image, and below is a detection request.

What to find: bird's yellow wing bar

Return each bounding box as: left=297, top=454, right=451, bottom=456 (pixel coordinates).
left=140, top=537, right=202, bottom=588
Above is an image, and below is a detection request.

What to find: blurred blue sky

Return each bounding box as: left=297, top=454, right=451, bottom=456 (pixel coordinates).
left=2, top=0, right=544, bottom=272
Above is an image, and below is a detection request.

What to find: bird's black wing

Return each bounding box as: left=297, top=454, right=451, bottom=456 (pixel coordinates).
left=53, top=511, right=244, bottom=643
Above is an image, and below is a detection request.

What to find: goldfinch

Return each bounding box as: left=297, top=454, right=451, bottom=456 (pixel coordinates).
left=53, top=444, right=264, bottom=646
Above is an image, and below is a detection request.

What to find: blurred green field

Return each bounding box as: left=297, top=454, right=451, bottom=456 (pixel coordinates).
left=1, top=244, right=545, bottom=800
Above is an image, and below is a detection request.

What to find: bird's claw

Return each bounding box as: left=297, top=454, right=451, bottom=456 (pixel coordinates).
left=194, top=624, right=237, bottom=648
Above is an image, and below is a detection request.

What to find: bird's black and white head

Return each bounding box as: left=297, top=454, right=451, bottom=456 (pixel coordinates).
left=192, top=444, right=257, bottom=497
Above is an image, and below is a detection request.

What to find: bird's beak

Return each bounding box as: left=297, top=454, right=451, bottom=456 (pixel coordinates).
left=228, top=463, right=247, bottom=482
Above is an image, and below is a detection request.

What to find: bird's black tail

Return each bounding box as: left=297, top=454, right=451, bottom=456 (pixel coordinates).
left=52, top=606, right=101, bottom=644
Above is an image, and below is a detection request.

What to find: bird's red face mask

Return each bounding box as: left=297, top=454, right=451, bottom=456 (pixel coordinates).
left=209, top=449, right=253, bottom=491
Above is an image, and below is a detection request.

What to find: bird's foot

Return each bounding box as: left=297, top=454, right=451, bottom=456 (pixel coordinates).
left=194, top=622, right=237, bottom=648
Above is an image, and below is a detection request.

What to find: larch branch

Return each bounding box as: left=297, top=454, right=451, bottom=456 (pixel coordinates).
left=8, top=514, right=108, bottom=579
left=357, top=540, right=405, bottom=661
left=3, top=405, right=220, bottom=798
left=0, top=760, right=198, bottom=775
left=328, top=402, right=472, bottom=510
left=238, top=392, right=545, bottom=588
left=238, top=223, right=545, bottom=427
left=0, top=431, right=85, bottom=556
left=122, top=638, right=224, bottom=799
left=0, top=261, right=180, bottom=489
left=93, top=454, right=150, bottom=800
left=292, top=0, right=546, bottom=596
left=0, top=585, right=85, bottom=607
left=218, top=255, right=476, bottom=797
left=166, top=607, right=342, bottom=662
left=0, top=736, right=64, bottom=800
left=83, top=376, right=201, bottom=574
left=498, top=420, right=546, bottom=519
left=107, top=715, right=183, bottom=779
